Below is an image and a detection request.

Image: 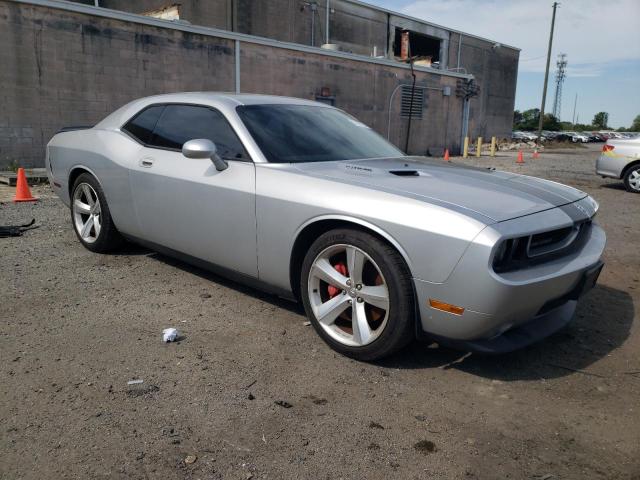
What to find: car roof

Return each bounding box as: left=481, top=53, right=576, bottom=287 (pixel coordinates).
left=134, top=92, right=322, bottom=107
left=95, top=92, right=326, bottom=129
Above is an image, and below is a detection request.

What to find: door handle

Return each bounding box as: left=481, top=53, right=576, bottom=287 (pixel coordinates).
left=139, top=158, right=154, bottom=168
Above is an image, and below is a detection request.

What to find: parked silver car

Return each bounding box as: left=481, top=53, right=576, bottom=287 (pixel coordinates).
left=596, top=136, right=640, bottom=193
left=45, top=93, right=606, bottom=360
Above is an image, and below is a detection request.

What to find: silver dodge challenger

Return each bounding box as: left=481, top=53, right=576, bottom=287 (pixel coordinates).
left=46, top=93, right=605, bottom=360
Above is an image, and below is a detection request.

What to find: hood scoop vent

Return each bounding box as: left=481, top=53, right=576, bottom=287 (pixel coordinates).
left=389, top=169, right=420, bottom=177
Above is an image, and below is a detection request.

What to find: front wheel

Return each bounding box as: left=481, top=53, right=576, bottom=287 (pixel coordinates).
left=300, top=229, right=415, bottom=361
left=623, top=165, right=640, bottom=193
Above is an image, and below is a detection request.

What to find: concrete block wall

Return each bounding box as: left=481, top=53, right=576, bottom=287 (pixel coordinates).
left=98, top=0, right=232, bottom=30
left=448, top=31, right=519, bottom=141
left=0, top=1, right=235, bottom=168
left=238, top=42, right=460, bottom=153
left=62, top=0, right=519, bottom=144
left=0, top=0, right=466, bottom=168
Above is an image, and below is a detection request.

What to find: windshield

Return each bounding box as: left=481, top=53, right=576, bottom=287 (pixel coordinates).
left=236, top=104, right=404, bottom=163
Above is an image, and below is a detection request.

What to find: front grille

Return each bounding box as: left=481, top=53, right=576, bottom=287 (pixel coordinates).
left=493, top=220, right=592, bottom=273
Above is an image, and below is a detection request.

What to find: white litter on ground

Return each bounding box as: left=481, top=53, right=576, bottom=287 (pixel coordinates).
left=127, top=379, right=143, bottom=385
left=163, top=328, right=178, bottom=342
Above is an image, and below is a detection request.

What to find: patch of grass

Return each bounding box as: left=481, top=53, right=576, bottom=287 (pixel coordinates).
left=7, top=160, right=20, bottom=172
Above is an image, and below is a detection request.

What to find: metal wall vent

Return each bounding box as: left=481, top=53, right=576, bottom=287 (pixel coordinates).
left=400, top=85, right=425, bottom=118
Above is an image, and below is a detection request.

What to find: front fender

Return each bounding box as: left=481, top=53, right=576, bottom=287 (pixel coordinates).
left=291, top=214, right=414, bottom=273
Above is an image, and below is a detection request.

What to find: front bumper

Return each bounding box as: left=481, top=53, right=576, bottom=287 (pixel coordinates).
left=425, top=261, right=603, bottom=353
left=413, top=209, right=606, bottom=352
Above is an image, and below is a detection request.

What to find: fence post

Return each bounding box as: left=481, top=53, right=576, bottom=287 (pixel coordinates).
left=490, top=136, right=496, bottom=157
left=463, top=137, right=469, bottom=158
left=476, top=137, right=482, bottom=157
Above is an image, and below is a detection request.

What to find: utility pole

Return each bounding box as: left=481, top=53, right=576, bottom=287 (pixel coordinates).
left=537, top=2, right=559, bottom=142
left=572, top=93, right=577, bottom=125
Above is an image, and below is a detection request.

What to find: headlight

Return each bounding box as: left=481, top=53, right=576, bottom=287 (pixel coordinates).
left=585, top=196, right=599, bottom=216
left=492, top=237, right=525, bottom=272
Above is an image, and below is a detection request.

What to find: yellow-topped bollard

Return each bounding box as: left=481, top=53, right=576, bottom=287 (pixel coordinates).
left=476, top=137, right=482, bottom=157
left=463, top=137, right=469, bottom=158
left=490, top=136, right=496, bottom=157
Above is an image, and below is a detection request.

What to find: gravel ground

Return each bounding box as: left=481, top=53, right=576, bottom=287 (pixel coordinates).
left=1, top=144, right=639, bottom=479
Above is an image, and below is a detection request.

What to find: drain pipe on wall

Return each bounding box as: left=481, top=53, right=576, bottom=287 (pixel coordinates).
left=404, top=57, right=417, bottom=153
left=460, top=95, right=470, bottom=153
left=387, top=81, right=450, bottom=143
left=235, top=39, right=241, bottom=93
left=325, top=0, right=330, bottom=45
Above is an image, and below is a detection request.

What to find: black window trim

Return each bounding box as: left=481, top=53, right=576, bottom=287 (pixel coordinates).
left=120, top=102, right=253, bottom=163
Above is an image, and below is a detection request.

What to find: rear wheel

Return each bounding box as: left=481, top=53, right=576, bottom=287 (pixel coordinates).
left=623, top=165, right=640, bottom=193
left=71, top=173, right=123, bottom=252
left=300, top=228, right=414, bottom=361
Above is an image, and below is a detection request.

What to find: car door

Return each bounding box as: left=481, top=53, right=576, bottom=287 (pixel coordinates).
left=125, top=104, right=257, bottom=277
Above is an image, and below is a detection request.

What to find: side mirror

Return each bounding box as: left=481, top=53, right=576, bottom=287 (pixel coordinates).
left=182, top=139, right=228, bottom=171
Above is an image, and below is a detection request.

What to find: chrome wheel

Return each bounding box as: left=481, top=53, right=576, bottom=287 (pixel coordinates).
left=307, top=244, right=389, bottom=347
left=72, top=183, right=102, bottom=244
left=628, top=169, right=640, bottom=191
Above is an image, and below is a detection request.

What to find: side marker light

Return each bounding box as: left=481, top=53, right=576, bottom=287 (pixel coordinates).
left=429, top=299, right=465, bottom=315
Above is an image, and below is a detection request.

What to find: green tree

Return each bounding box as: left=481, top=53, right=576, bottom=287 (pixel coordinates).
left=542, top=113, right=561, bottom=131
left=630, top=114, right=640, bottom=132
left=592, top=112, right=609, bottom=129
left=513, top=110, right=523, bottom=128
left=513, top=108, right=540, bottom=131
left=513, top=109, right=560, bottom=131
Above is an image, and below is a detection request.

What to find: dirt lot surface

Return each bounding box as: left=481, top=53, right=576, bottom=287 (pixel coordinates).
left=1, top=144, right=639, bottom=479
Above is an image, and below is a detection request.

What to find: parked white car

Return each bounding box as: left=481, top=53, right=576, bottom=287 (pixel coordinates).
left=596, top=136, right=640, bottom=193
left=565, top=132, right=589, bottom=143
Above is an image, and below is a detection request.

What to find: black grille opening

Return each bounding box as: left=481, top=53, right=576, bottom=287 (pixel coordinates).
left=493, top=221, right=592, bottom=273
left=528, top=226, right=576, bottom=257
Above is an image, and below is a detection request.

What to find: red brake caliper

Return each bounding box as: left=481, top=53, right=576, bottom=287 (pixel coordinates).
left=327, top=262, right=348, bottom=298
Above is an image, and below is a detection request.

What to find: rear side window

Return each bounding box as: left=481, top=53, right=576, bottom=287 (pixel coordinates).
left=122, top=105, right=164, bottom=144
left=149, top=105, right=249, bottom=161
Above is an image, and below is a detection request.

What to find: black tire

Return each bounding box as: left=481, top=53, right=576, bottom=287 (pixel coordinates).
left=70, top=173, right=123, bottom=252
left=623, top=164, right=640, bottom=193
left=300, top=228, right=415, bottom=361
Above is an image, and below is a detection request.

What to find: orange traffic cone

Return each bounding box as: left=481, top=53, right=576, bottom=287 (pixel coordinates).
left=516, top=151, right=525, bottom=164
left=444, top=149, right=450, bottom=162
left=13, top=168, right=37, bottom=202
left=532, top=149, right=540, bottom=159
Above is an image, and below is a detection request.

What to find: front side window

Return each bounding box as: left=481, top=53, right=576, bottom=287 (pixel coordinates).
left=236, top=105, right=404, bottom=163
left=145, top=105, right=249, bottom=161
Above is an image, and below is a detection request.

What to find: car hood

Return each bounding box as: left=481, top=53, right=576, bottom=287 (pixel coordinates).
left=292, top=156, right=587, bottom=223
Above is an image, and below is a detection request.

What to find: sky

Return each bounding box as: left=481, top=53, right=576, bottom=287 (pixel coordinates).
left=367, top=0, right=640, bottom=128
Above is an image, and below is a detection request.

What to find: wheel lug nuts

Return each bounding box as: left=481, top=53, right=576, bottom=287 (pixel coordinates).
left=342, top=290, right=346, bottom=295
left=356, top=284, right=362, bottom=290
left=357, top=297, right=364, bottom=303
left=346, top=279, right=352, bottom=286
